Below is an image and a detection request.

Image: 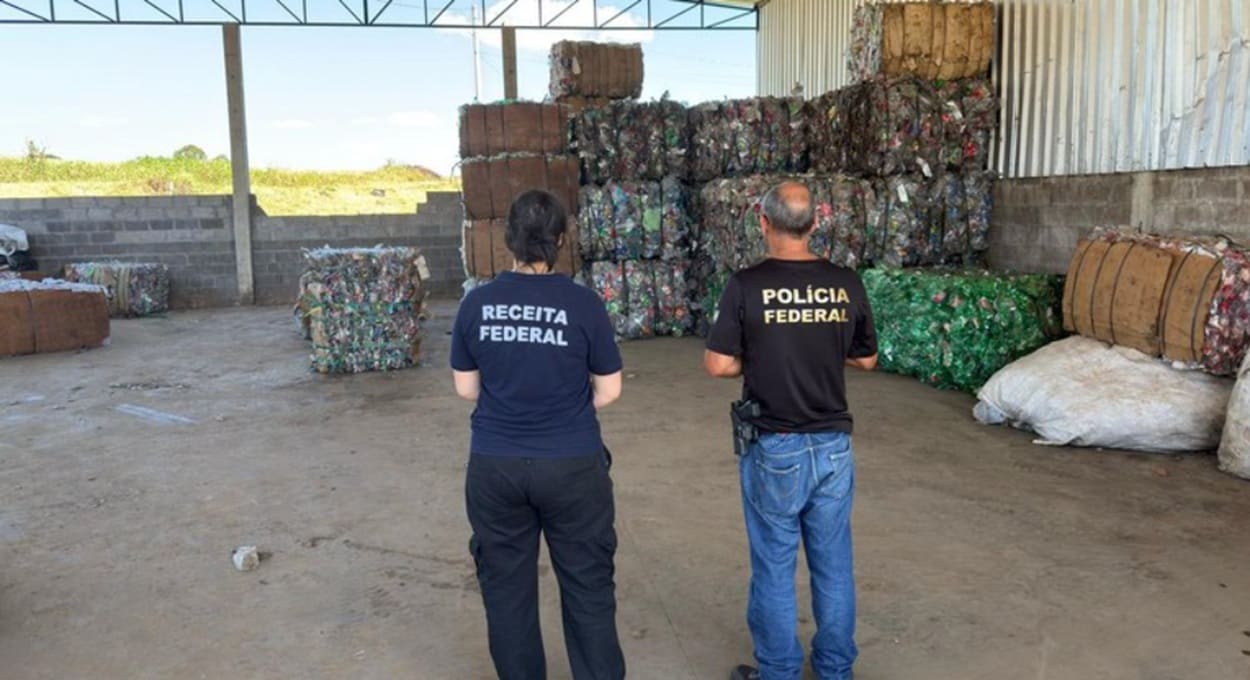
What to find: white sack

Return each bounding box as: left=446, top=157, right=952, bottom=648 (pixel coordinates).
left=974, top=336, right=1233, bottom=453
left=0, top=224, right=29, bottom=257
left=1218, top=353, right=1250, bottom=479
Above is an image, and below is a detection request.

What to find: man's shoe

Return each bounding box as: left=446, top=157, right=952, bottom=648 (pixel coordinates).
left=730, top=665, right=760, bottom=680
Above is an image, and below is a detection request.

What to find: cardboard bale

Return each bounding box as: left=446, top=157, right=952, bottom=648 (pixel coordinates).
left=1160, top=251, right=1224, bottom=364
left=851, top=2, right=995, bottom=82
left=550, top=41, right=644, bottom=100
left=29, top=289, right=111, bottom=353
left=462, top=218, right=581, bottom=280
left=0, top=290, right=35, bottom=356
left=459, top=102, right=573, bottom=158
left=460, top=154, right=581, bottom=220
left=1063, top=239, right=1175, bottom=356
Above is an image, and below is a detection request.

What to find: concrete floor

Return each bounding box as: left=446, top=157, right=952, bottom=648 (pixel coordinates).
left=1, top=304, right=1248, bottom=680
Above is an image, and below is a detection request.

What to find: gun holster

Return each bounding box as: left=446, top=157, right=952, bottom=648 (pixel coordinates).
left=730, top=399, right=761, bottom=458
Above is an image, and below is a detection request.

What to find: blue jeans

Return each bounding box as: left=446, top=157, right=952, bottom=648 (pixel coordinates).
left=740, top=431, right=857, bottom=680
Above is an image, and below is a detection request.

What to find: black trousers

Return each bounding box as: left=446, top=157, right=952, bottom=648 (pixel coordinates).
left=466, top=451, right=625, bottom=680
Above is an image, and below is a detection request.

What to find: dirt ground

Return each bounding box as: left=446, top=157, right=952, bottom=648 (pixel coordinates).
left=1, top=303, right=1248, bottom=680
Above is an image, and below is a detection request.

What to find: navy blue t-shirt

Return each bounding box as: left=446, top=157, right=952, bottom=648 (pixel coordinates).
left=451, top=272, right=623, bottom=457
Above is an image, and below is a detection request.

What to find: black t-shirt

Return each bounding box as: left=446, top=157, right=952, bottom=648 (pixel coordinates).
left=706, top=258, right=878, bottom=433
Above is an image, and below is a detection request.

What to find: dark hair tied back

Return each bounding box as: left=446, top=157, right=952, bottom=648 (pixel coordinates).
left=506, top=190, right=567, bottom=270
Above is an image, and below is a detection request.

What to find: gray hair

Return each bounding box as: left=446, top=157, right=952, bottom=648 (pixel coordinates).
left=761, top=182, right=815, bottom=237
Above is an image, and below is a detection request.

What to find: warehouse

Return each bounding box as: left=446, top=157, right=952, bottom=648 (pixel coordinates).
left=2, top=1, right=1250, bottom=678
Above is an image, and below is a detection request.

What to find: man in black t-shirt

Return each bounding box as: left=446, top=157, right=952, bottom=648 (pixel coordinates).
left=704, top=181, right=878, bottom=680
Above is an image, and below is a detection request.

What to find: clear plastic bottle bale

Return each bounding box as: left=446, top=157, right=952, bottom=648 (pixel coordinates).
left=659, top=176, right=691, bottom=261
left=941, top=173, right=969, bottom=259
left=578, top=185, right=611, bottom=262
left=623, top=260, right=656, bottom=339
left=589, top=261, right=628, bottom=339
left=653, top=260, right=693, bottom=337
left=609, top=182, right=643, bottom=261
left=639, top=182, right=663, bottom=260
left=964, top=171, right=995, bottom=253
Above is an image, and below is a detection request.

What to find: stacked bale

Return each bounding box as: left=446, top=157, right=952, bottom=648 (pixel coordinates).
left=0, top=278, right=110, bottom=356
left=849, top=1, right=996, bottom=83
left=459, top=102, right=581, bottom=281
left=62, top=262, right=170, bottom=317
left=574, top=98, right=689, bottom=185
left=688, top=97, right=810, bottom=182
left=549, top=41, right=644, bottom=100
left=579, top=177, right=695, bottom=340
left=297, top=247, right=426, bottom=374
left=807, top=76, right=998, bottom=267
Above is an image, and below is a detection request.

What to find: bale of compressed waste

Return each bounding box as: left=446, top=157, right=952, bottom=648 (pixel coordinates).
left=578, top=176, right=692, bottom=262
left=809, top=76, right=997, bottom=176
left=587, top=259, right=692, bottom=340
left=849, top=1, right=996, bottom=83
left=459, top=102, right=573, bottom=158
left=698, top=174, right=877, bottom=274
left=299, top=247, right=426, bottom=374
left=550, top=41, right=644, bottom=100
left=574, top=98, right=689, bottom=183
left=460, top=153, right=581, bottom=220
left=863, top=267, right=1064, bottom=392
left=462, top=218, right=581, bottom=279
left=1062, top=227, right=1250, bottom=376
left=0, top=278, right=110, bottom=356
left=688, top=97, right=810, bottom=182
left=62, top=261, right=170, bottom=317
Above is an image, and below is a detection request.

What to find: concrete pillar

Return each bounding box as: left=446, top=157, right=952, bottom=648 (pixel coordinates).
left=501, top=26, right=518, bottom=100
left=1130, top=171, right=1155, bottom=233
left=223, top=24, right=255, bottom=305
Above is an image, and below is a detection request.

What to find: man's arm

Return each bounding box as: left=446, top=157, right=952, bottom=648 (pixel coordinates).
left=704, top=350, right=743, bottom=378
left=846, top=354, right=878, bottom=371
left=453, top=370, right=481, bottom=401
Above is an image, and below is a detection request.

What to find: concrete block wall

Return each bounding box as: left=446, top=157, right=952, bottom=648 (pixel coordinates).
left=0, top=195, right=238, bottom=308
left=0, top=191, right=465, bottom=309
left=990, top=166, right=1250, bottom=273
left=252, top=192, right=464, bottom=304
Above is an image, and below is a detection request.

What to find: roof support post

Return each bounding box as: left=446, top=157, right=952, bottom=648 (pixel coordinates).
left=501, top=25, right=517, bottom=100
left=223, top=23, right=255, bottom=305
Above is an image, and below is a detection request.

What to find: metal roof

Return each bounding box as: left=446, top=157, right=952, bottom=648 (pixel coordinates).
left=0, top=0, right=758, bottom=28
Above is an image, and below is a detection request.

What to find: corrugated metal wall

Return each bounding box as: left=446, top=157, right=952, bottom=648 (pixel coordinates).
left=758, top=0, right=1250, bottom=178
left=757, top=0, right=857, bottom=96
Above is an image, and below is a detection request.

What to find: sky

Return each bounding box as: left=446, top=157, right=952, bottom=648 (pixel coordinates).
left=0, top=1, right=757, bottom=175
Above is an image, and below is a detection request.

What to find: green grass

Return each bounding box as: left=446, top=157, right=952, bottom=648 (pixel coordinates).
left=0, top=156, right=461, bottom=216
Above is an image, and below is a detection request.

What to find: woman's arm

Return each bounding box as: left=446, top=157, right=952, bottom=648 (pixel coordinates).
left=591, top=371, right=622, bottom=409
left=453, top=370, right=481, bottom=401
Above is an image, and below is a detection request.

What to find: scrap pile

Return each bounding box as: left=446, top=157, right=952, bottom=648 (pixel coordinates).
left=848, top=1, right=996, bottom=83
left=459, top=102, right=581, bottom=283
left=688, top=98, right=810, bottom=182
left=863, top=268, right=1064, bottom=392
left=588, top=260, right=693, bottom=340
left=549, top=41, right=644, bottom=100
left=0, top=277, right=110, bottom=357
left=298, top=247, right=426, bottom=374
left=62, top=261, right=170, bottom=317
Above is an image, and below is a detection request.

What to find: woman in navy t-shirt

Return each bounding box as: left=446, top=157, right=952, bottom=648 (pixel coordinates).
left=451, top=190, right=625, bottom=680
